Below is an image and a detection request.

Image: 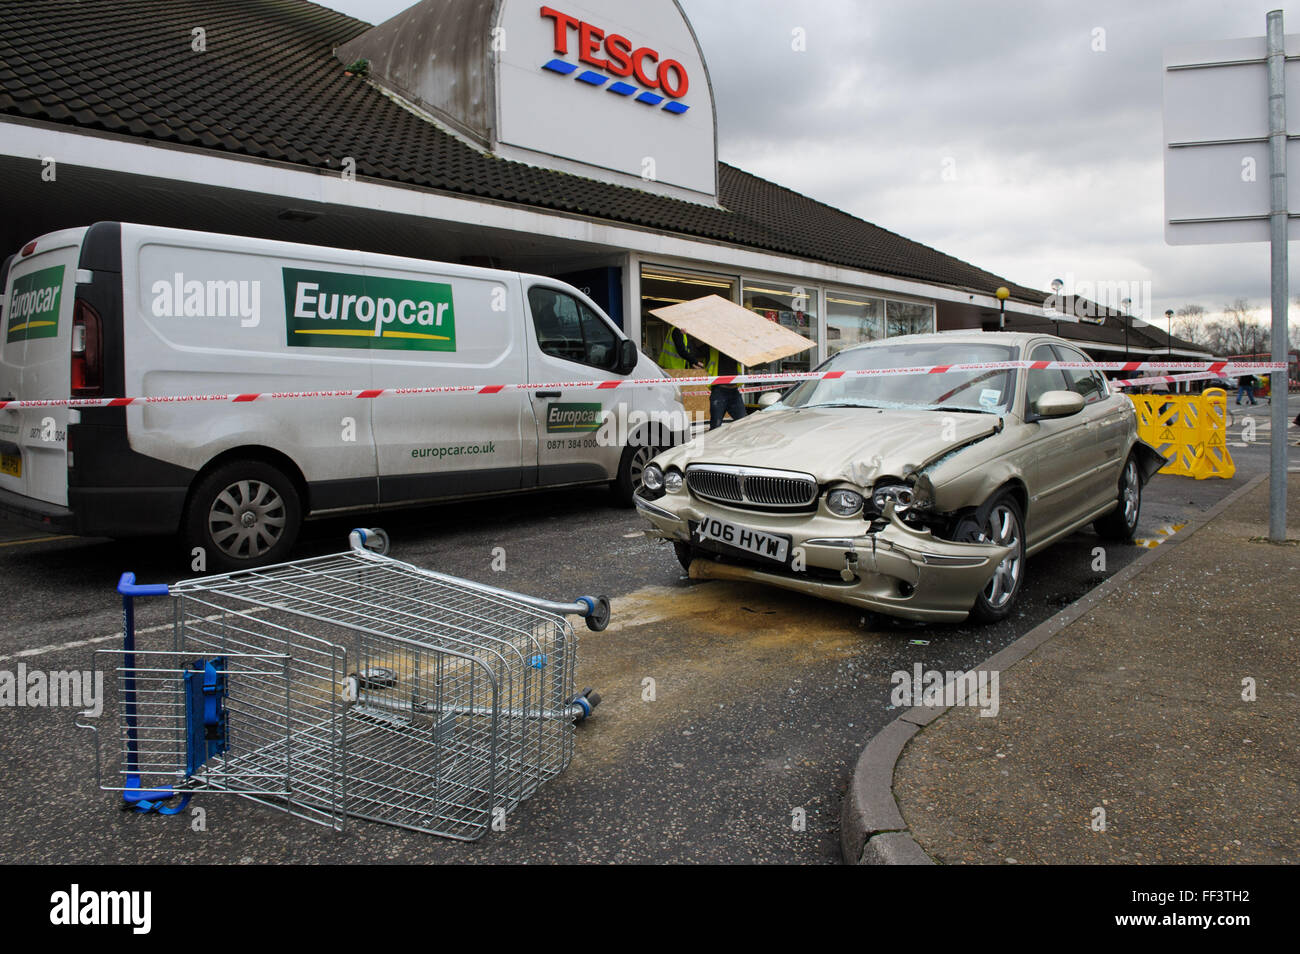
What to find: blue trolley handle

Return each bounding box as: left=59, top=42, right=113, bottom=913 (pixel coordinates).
left=116, top=573, right=182, bottom=813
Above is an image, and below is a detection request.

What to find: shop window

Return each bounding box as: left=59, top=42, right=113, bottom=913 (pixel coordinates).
left=528, top=285, right=619, bottom=371
left=742, top=280, right=818, bottom=374
left=826, top=292, right=884, bottom=355
left=640, top=265, right=737, bottom=368
left=886, top=299, right=936, bottom=337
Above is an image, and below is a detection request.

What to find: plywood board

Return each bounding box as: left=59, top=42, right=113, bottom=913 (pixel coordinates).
left=664, top=367, right=711, bottom=415
left=650, top=295, right=814, bottom=366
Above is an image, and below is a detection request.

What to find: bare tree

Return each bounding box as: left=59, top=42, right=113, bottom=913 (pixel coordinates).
left=1216, top=299, right=1270, bottom=356
left=1172, top=303, right=1208, bottom=346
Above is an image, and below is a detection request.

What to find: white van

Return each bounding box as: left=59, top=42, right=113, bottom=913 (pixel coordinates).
left=0, top=223, right=684, bottom=569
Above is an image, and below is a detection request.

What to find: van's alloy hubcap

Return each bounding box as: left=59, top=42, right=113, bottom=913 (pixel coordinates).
left=628, top=445, right=652, bottom=486
left=209, top=479, right=286, bottom=558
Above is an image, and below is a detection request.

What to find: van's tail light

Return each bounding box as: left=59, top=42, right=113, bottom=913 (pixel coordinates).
left=71, top=299, right=103, bottom=397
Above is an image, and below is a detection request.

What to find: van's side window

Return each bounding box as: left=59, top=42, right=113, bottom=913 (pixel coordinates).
left=528, top=287, right=619, bottom=371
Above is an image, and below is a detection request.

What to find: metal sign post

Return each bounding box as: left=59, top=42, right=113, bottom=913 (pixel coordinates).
left=1267, top=10, right=1289, bottom=542
left=1163, top=10, right=1292, bottom=541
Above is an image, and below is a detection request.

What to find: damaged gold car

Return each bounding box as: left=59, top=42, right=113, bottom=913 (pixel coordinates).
left=635, top=332, right=1165, bottom=623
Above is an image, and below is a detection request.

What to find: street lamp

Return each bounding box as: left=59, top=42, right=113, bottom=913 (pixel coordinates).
left=1121, top=297, right=1132, bottom=362
left=1165, top=309, right=1175, bottom=392
left=1050, top=278, right=1064, bottom=336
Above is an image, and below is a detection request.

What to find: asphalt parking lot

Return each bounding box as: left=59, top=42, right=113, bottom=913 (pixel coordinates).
left=0, top=421, right=1295, bottom=864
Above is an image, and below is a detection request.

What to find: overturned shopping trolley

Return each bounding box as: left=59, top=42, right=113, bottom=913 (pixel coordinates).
left=82, top=529, right=608, bottom=841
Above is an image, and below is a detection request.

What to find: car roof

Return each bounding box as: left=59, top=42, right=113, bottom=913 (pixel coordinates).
left=839, top=330, right=1058, bottom=352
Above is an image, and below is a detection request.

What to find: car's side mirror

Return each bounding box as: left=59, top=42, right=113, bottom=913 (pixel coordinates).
left=756, top=391, right=781, bottom=408
left=617, top=339, right=639, bottom=375
left=1032, top=390, right=1086, bottom=419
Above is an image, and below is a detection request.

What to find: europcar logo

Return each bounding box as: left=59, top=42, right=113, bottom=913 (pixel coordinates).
left=283, top=268, right=456, bottom=352
left=538, top=5, right=691, bottom=115
left=546, top=402, right=604, bottom=433
left=6, top=265, right=64, bottom=343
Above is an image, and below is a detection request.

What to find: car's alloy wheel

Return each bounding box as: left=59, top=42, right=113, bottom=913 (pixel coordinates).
left=979, top=503, right=1023, bottom=609
left=1094, top=454, right=1142, bottom=542
left=962, top=491, right=1025, bottom=624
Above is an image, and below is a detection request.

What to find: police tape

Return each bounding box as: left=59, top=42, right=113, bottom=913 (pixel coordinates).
left=0, top=360, right=1285, bottom=409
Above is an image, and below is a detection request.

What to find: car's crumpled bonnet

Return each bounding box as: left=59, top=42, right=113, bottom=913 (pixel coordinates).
left=678, top=406, right=1002, bottom=485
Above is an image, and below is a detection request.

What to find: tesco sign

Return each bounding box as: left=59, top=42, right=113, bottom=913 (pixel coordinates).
left=539, top=5, right=690, bottom=105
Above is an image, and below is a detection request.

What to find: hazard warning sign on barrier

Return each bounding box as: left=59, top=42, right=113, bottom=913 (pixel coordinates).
left=1129, top=387, right=1234, bottom=480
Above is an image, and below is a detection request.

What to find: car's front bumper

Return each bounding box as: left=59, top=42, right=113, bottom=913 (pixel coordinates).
left=635, top=492, right=1012, bottom=622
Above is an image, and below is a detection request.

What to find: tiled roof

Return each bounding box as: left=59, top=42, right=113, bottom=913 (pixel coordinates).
left=1003, top=311, right=1207, bottom=356
left=0, top=0, right=1049, bottom=303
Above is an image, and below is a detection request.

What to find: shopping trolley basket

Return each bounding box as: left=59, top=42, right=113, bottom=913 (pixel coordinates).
left=81, top=529, right=608, bottom=841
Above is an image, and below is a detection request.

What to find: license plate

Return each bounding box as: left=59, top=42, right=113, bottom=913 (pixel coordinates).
left=0, top=454, right=19, bottom=478
left=693, top=516, right=790, bottom=563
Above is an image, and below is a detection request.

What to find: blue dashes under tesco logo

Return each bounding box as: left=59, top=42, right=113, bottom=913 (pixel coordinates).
left=539, top=6, right=692, bottom=116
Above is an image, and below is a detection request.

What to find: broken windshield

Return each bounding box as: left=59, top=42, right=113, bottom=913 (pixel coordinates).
left=781, top=340, right=1019, bottom=413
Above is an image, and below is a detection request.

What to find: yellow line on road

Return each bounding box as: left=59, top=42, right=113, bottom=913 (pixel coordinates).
left=0, top=534, right=76, bottom=547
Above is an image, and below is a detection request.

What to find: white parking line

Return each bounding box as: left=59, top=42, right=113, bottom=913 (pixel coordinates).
left=0, top=607, right=268, bottom=663
left=0, top=620, right=171, bottom=663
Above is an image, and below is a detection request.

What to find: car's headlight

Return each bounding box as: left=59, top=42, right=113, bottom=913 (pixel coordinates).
left=872, top=483, right=916, bottom=513
left=642, top=463, right=664, bottom=492
left=826, top=488, right=865, bottom=516
left=664, top=469, right=684, bottom=493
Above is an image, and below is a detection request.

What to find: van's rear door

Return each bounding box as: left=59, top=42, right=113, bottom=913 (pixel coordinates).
left=0, top=228, right=85, bottom=506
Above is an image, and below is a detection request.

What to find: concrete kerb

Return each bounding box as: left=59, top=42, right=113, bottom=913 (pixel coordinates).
left=839, top=471, right=1271, bottom=865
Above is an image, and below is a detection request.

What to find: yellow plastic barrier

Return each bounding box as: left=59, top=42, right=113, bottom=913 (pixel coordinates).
left=1128, top=387, right=1235, bottom=480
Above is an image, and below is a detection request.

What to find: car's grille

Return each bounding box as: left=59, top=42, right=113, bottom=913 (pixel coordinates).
left=685, top=465, right=818, bottom=511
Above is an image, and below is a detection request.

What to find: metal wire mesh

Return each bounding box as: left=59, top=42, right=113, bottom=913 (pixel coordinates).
left=102, top=548, right=579, bottom=841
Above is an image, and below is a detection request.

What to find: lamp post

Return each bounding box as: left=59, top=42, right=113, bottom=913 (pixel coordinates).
left=1050, top=278, right=1064, bottom=336
left=1121, top=297, right=1132, bottom=362
left=1165, top=309, right=1175, bottom=391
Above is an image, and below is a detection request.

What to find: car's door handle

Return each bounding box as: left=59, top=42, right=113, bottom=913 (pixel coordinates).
left=535, top=391, right=561, bottom=399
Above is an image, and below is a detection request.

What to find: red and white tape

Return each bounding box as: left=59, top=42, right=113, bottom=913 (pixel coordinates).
left=0, top=361, right=1284, bottom=410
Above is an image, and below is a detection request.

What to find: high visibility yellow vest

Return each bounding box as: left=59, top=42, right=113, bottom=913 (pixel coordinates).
left=657, top=331, right=690, bottom=370
left=705, top=348, right=744, bottom=379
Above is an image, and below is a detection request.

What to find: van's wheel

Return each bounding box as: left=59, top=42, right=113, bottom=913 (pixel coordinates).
left=956, top=491, right=1025, bottom=624
left=612, top=440, right=658, bottom=508
left=1094, top=454, right=1142, bottom=542
left=184, top=460, right=302, bottom=572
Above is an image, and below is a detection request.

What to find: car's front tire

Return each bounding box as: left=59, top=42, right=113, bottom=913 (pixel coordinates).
left=1094, top=454, right=1142, bottom=543
left=959, top=491, right=1026, bottom=625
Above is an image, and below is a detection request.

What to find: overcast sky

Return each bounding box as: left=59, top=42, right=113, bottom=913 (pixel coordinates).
left=317, top=0, right=1300, bottom=333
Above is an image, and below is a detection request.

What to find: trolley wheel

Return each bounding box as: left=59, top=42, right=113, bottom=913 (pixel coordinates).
left=584, top=595, right=612, bottom=632
left=184, top=459, right=302, bottom=573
